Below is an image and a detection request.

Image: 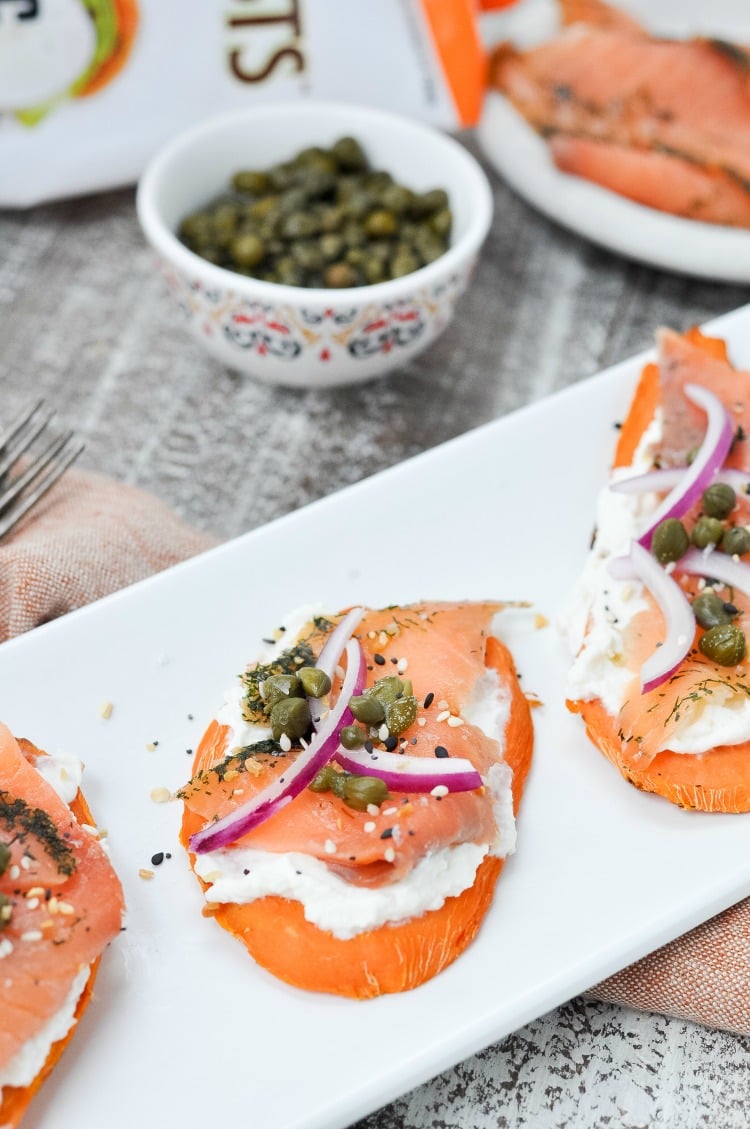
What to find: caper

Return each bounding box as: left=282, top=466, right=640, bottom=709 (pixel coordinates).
left=232, top=170, right=272, bottom=195
left=298, top=666, right=332, bottom=698
left=349, top=694, right=386, bottom=725
left=429, top=208, right=452, bottom=238
left=319, top=233, right=345, bottom=261
left=269, top=163, right=296, bottom=191
left=363, top=259, right=387, bottom=284
left=342, top=774, right=389, bottom=811
left=411, top=188, right=449, bottom=216
left=230, top=232, right=266, bottom=268
left=391, top=250, right=420, bottom=278
left=278, top=187, right=308, bottom=217
left=691, top=516, right=724, bottom=549
left=384, top=695, right=418, bottom=736
left=344, top=190, right=375, bottom=220
left=179, top=212, right=214, bottom=245
left=324, top=262, right=359, bottom=288
left=247, top=194, right=280, bottom=221
left=332, top=136, right=368, bottom=172
left=291, top=241, right=324, bottom=273
left=365, top=170, right=393, bottom=193
left=702, top=482, right=736, bottom=519
left=340, top=724, right=367, bottom=750
left=280, top=212, right=320, bottom=239
left=0, top=842, right=10, bottom=877
left=651, top=518, right=689, bottom=564
left=369, top=676, right=404, bottom=704
left=692, top=590, right=737, bottom=629
left=300, top=168, right=336, bottom=199
left=276, top=257, right=305, bottom=287
left=270, top=696, right=311, bottom=740
left=0, top=892, right=11, bottom=931
left=309, top=764, right=337, bottom=792
left=721, top=526, right=750, bottom=556
left=319, top=205, right=345, bottom=233
left=262, top=673, right=303, bottom=709
left=364, top=209, right=398, bottom=238
left=382, top=184, right=413, bottom=214
left=343, top=222, right=366, bottom=249
left=699, top=624, right=747, bottom=667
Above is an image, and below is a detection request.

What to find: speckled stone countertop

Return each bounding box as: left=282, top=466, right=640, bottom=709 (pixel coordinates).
left=3, top=136, right=750, bottom=1128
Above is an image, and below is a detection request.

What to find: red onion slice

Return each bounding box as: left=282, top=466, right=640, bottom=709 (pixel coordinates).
left=611, top=467, right=750, bottom=496
left=677, top=546, right=750, bottom=595
left=190, top=638, right=365, bottom=854
left=308, top=606, right=365, bottom=728
left=628, top=540, right=695, bottom=694
left=335, top=745, right=482, bottom=793
left=636, top=384, right=733, bottom=549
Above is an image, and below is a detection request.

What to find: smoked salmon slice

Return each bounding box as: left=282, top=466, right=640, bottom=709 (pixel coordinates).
left=180, top=602, right=533, bottom=997
left=0, top=726, right=124, bottom=1128
left=490, top=1, right=750, bottom=227
left=566, top=328, right=750, bottom=811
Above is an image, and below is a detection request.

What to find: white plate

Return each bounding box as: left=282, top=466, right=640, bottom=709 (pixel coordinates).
left=478, top=0, right=750, bottom=281
left=7, top=305, right=750, bottom=1129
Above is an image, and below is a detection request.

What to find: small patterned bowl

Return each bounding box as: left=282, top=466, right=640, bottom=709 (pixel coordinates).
left=136, top=101, right=493, bottom=388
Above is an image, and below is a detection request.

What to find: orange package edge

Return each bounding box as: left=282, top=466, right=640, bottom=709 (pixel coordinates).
left=420, top=0, right=492, bottom=127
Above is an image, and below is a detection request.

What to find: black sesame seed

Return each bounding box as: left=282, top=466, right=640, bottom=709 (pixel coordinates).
left=243, top=868, right=250, bottom=875
left=434, top=746, right=449, bottom=758
left=150, top=852, right=165, bottom=867
left=614, top=421, right=622, bottom=430
left=423, top=692, right=435, bottom=708
left=374, top=653, right=386, bottom=666
left=384, top=736, right=398, bottom=751
left=364, top=740, right=374, bottom=754
left=380, top=827, right=394, bottom=839
left=262, top=638, right=276, bottom=645
left=166, top=853, right=172, bottom=860
left=187, top=714, right=194, bottom=721
left=186, top=748, right=194, bottom=755
left=390, top=657, right=398, bottom=664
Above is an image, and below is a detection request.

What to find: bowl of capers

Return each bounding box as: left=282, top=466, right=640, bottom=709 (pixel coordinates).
left=136, top=101, right=493, bottom=387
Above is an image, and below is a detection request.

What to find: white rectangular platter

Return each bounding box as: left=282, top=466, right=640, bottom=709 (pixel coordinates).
left=5, top=304, right=750, bottom=1129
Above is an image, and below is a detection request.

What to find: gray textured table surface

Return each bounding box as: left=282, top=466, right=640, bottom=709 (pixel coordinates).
left=3, top=136, right=750, bottom=1128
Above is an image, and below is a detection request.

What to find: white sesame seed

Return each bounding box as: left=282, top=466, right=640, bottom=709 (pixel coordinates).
left=366, top=803, right=380, bottom=816
left=324, top=839, right=336, bottom=855
left=447, top=715, right=464, bottom=728
left=57, top=901, right=75, bottom=916
left=383, top=807, right=398, bottom=816
left=397, top=657, right=408, bottom=673
left=378, top=724, right=389, bottom=741
left=364, top=821, right=376, bottom=833
left=0, top=905, right=12, bottom=922
left=384, top=847, right=396, bottom=863
left=368, top=630, right=376, bottom=639
left=437, top=699, right=449, bottom=710
left=150, top=786, right=172, bottom=804
left=9, top=865, right=19, bottom=880
left=436, top=710, right=450, bottom=723
left=431, top=785, right=449, bottom=798
left=27, top=886, right=45, bottom=898
left=20, top=855, right=31, bottom=870
left=665, top=562, right=676, bottom=574
left=145, top=742, right=156, bottom=752
left=0, top=939, right=13, bottom=959
left=202, top=871, right=223, bottom=884
left=99, top=701, right=113, bottom=719
left=21, top=931, right=43, bottom=942
left=138, top=869, right=155, bottom=880
left=697, top=577, right=707, bottom=590
left=26, top=897, right=39, bottom=911
left=279, top=733, right=292, bottom=752
left=378, top=631, right=388, bottom=646
left=48, top=897, right=59, bottom=914
left=417, top=718, right=426, bottom=727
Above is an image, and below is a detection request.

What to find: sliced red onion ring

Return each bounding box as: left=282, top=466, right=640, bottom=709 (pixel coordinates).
left=677, top=546, right=750, bottom=595
left=636, top=384, right=733, bottom=549
left=335, top=745, right=482, bottom=793
left=628, top=540, right=696, bottom=694
left=611, top=466, right=750, bottom=496
left=190, top=638, right=364, bottom=854
left=308, top=606, right=365, bottom=728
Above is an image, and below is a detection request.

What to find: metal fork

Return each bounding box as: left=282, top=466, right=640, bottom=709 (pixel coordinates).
left=0, top=401, right=85, bottom=540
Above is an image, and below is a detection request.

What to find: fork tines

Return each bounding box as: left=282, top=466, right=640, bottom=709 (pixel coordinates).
left=0, top=401, right=84, bottom=540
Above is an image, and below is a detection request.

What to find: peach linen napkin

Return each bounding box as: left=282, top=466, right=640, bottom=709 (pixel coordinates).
left=2, top=468, right=748, bottom=1036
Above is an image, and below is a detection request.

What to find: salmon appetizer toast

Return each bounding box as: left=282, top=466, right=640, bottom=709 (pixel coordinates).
left=566, top=326, right=750, bottom=811
left=490, top=0, right=750, bottom=227
left=180, top=602, right=533, bottom=998
left=0, top=724, right=124, bottom=1128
